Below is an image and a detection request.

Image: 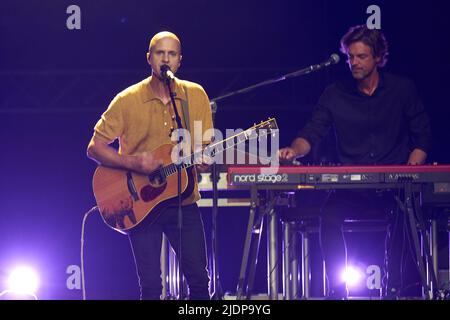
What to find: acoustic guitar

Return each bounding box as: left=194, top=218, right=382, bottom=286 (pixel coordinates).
left=92, top=118, right=278, bottom=234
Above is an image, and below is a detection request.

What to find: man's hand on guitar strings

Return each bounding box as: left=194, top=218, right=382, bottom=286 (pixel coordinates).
left=133, top=151, right=163, bottom=175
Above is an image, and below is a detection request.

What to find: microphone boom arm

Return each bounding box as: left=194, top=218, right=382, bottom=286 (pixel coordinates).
left=211, top=54, right=339, bottom=103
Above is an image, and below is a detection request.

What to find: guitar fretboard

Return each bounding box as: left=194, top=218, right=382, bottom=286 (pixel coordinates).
left=149, top=123, right=275, bottom=180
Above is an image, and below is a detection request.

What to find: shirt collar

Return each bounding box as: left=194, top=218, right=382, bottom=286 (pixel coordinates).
left=142, top=76, right=187, bottom=103
left=340, top=71, right=386, bottom=96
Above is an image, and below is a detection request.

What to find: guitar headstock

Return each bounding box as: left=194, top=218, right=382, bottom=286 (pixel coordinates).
left=245, top=117, right=278, bottom=139
left=253, top=118, right=278, bottom=130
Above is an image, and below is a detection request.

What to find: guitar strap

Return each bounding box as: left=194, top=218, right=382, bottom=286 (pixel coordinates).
left=180, top=83, right=190, bottom=132
left=180, top=83, right=196, bottom=158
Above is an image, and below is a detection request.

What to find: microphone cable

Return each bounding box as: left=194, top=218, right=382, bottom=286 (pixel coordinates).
left=80, top=205, right=99, bottom=300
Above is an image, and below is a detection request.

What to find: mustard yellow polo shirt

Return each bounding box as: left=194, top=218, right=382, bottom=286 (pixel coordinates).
left=93, top=76, right=213, bottom=204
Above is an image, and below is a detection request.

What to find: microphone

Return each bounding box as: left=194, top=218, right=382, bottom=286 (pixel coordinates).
left=312, top=54, right=340, bottom=71
left=160, top=64, right=175, bottom=82
left=322, top=53, right=340, bottom=67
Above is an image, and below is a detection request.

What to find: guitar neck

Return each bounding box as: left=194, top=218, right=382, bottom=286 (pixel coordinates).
left=155, top=128, right=253, bottom=179
left=150, top=118, right=277, bottom=180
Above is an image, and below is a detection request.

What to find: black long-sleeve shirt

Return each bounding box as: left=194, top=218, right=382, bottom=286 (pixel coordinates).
left=298, top=72, right=432, bottom=165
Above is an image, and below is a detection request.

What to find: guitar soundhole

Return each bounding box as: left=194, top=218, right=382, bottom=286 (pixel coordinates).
left=139, top=168, right=168, bottom=201
left=148, top=169, right=166, bottom=187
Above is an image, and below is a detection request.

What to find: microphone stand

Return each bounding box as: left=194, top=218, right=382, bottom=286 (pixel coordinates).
left=166, top=77, right=186, bottom=300
left=209, top=101, right=224, bottom=300
left=207, top=56, right=338, bottom=299
left=210, top=58, right=335, bottom=103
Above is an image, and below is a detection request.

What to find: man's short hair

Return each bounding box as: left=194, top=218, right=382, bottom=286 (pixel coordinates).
left=340, top=25, right=389, bottom=67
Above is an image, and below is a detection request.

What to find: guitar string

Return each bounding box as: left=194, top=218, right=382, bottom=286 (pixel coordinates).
left=153, top=120, right=276, bottom=179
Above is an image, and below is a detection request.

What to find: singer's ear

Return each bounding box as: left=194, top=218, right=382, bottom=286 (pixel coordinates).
left=178, top=54, right=182, bottom=67
left=146, top=52, right=151, bottom=65
left=374, top=55, right=381, bottom=66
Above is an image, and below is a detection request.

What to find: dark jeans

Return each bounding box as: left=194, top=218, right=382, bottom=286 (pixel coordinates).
left=320, top=189, right=403, bottom=294
left=128, top=203, right=210, bottom=300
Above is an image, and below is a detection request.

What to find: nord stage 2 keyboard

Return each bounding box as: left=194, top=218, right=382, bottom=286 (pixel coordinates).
left=228, top=165, right=450, bottom=189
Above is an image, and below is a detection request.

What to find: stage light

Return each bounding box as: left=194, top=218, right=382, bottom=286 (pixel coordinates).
left=341, top=266, right=363, bottom=287
left=5, top=266, right=40, bottom=297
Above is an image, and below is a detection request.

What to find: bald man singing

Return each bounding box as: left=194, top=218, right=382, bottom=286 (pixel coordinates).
left=87, top=31, right=213, bottom=300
